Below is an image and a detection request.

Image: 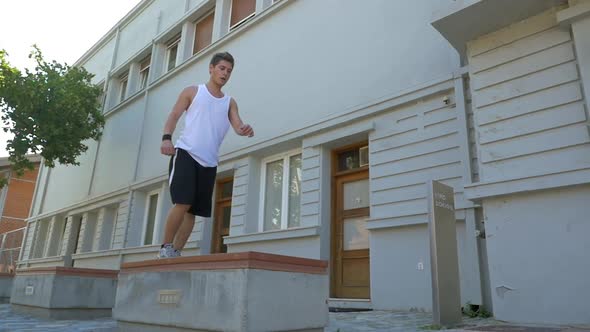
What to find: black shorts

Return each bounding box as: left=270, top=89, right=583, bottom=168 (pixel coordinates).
left=168, top=148, right=217, bottom=217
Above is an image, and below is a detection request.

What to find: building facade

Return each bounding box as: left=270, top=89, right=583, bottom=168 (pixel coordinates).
left=17, top=0, right=590, bottom=325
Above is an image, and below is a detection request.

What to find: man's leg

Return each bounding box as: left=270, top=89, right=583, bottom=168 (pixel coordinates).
left=173, top=213, right=195, bottom=251
left=162, top=204, right=191, bottom=245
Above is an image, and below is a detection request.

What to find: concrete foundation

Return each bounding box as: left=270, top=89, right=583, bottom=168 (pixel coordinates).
left=10, top=267, right=118, bottom=313
left=114, top=252, right=329, bottom=332
left=0, top=273, right=14, bottom=303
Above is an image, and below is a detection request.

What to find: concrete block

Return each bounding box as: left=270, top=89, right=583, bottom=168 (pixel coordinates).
left=114, top=252, right=329, bottom=332
left=10, top=267, right=118, bottom=312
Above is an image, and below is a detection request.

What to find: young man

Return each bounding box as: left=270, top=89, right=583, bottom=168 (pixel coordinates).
left=159, top=52, right=253, bottom=258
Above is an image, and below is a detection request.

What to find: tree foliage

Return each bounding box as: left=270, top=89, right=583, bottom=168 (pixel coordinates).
left=0, top=46, right=105, bottom=187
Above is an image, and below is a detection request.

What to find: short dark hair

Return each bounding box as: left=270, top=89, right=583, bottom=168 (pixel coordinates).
left=210, top=52, right=234, bottom=67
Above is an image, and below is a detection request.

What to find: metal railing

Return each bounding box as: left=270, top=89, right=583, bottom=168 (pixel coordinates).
left=0, top=227, right=24, bottom=274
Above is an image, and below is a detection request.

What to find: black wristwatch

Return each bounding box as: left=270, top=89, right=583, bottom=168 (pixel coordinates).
left=162, top=134, right=172, bottom=141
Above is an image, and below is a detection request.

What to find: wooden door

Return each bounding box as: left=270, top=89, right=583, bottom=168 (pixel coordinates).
left=332, top=169, right=371, bottom=299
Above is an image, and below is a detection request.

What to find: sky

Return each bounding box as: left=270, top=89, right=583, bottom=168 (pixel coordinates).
left=0, top=0, right=142, bottom=157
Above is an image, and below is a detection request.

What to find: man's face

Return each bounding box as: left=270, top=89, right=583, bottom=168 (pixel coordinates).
left=209, top=60, right=233, bottom=86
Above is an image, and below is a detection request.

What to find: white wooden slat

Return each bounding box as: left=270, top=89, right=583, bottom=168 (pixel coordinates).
left=480, top=123, right=590, bottom=163
left=479, top=102, right=587, bottom=144
left=473, top=42, right=575, bottom=90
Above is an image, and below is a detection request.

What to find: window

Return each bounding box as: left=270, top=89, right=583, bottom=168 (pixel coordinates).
left=139, top=56, right=151, bottom=90
left=119, top=74, right=129, bottom=102
left=193, top=12, right=214, bottom=54
left=260, top=151, right=302, bottom=231
left=96, top=85, right=105, bottom=108
left=142, top=191, right=160, bottom=245
left=166, top=36, right=181, bottom=72
left=337, top=145, right=369, bottom=172
left=230, top=0, right=255, bottom=30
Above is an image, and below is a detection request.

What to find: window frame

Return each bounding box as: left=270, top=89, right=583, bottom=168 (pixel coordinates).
left=139, top=56, right=151, bottom=90
left=141, top=189, right=161, bottom=246
left=258, top=149, right=302, bottom=232
left=165, top=36, right=181, bottom=73
left=193, top=10, right=215, bottom=55
left=119, top=74, right=129, bottom=103
left=229, top=0, right=256, bottom=31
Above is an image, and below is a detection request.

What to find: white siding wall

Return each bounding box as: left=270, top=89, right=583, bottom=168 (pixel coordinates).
left=229, top=158, right=250, bottom=236
left=467, top=8, right=590, bottom=182
left=32, top=1, right=463, bottom=216
left=41, top=141, right=98, bottom=213
left=21, top=221, right=37, bottom=260
left=369, top=91, right=470, bottom=224
left=114, top=0, right=187, bottom=68
left=300, top=147, right=321, bottom=228
left=365, top=89, right=482, bottom=309
left=90, top=98, right=145, bottom=196
left=80, top=37, right=116, bottom=84
left=112, top=197, right=130, bottom=249
left=465, top=6, right=590, bottom=325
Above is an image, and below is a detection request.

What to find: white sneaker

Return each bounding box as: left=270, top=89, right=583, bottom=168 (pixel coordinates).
left=158, top=244, right=175, bottom=258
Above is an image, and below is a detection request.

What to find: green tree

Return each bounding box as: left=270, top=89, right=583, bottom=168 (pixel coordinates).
left=0, top=46, right=105, bottom=187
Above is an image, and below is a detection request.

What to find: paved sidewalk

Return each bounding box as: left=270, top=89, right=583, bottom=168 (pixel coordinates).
left=1, top=304, right=589, bottom=331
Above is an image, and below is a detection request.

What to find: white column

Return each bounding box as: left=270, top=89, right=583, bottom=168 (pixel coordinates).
left=212, top=0, right=231, bottom=42
left=42, top=216, right=57, bottom=257
left=154, top=182, right=172, bottom=245
left=199, top=217, right=213, bottom=254
left=77, top=212, right=98, bottom=253
left=179, top=21, right=197, bottom=63
left=92, top=208, right=107, bottom=252
left=149, top=43, right=167, bottom=83
left=126, top=62, right=141, bottom=96
left=24, top=222, right=38, bottom=260
left=127, top=191, right=147, bottom=247
left=61, top=216, right=80, bottom=267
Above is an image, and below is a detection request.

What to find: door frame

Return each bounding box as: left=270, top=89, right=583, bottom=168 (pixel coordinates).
left=211, top=177, right=233, bottom=254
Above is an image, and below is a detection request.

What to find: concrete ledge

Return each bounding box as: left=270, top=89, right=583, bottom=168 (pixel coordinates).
left=11, top=266, right=118, bottom=309
left=120, top=251, right=328, bottom=274
left=114, top=252, right=329, bottom=332
left=15, top=266, right=119, bottom=278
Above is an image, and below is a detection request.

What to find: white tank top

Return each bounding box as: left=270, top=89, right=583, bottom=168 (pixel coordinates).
left=175, top=84, right=231, bottom=167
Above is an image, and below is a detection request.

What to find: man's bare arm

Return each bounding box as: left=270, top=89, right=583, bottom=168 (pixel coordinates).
left=229, top=98, right=254, bottom=137
left=161, top=86, right=196, bottom=155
